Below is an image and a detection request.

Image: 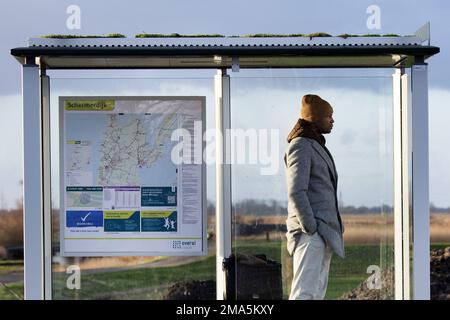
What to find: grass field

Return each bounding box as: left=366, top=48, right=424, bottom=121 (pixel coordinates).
left=0, top=260, right=23, bottom=275
left=1, top=211, right=449, bottom=300
left=234, top=240, right=393, bottom=299
left=2, top=242, right=447, bottom=300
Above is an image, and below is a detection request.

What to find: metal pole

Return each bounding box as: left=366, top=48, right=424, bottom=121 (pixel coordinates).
left=41, top=72, right=52, bottom=300
left=22, top=57, right=44, bottom=299
left=393, top=69, right=404, bottom=299
left=411, top=60, right=430, bottom=300
left=393, top=68, right=412, bottom=300
left=215, top=69, right=232, bottom=300
left=401, top=71, right=411, bottom=300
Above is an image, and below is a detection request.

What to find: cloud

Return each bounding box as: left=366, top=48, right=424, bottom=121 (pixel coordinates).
left=1, top=79, right=449, bottom=208
left=429, top=89, right=450, bottom=207
left=0, top=94, right=23, bottom=209
left=227, top=79, right=394, bottom=206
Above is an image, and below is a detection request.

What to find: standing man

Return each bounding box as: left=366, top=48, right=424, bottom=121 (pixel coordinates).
left=284, top=94, right=344, bottom=300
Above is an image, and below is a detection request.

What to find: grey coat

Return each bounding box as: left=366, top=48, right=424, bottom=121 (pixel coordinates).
left=284, top=137, right=345, bottom=258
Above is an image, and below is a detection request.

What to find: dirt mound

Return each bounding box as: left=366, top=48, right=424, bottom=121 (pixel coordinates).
left=430, top=247, right=450, bottom=300
left=163, top=280, right=216, bottom=300
left=341, top=247, right=450, bottom=300
left=339, top=267, right=395, bottom=300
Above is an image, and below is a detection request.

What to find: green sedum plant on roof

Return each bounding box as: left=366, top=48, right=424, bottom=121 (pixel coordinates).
left=242, top=32, right=332, bottom=38
left=338, top=33, right=400, bottom=38
left=39, top=32, right=408, bottom=39
left=135, top=33, right=225, bottom=38
left=41, top=33, right=126, bottom=39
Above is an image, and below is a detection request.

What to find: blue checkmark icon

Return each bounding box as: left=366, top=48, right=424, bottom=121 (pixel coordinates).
left=81, top=212, right=92, bottom=222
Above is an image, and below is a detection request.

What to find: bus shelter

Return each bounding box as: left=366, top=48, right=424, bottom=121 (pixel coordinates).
left=11, top=25, right=439, bottom=300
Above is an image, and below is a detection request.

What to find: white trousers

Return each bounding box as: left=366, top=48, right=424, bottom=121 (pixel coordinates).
left=289, top=232, right=333, bottom=300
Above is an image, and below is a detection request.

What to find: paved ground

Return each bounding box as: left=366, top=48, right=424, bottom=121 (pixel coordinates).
left=0, top=272, right=22, bottom=284
left=80, top=255, right=208, bottom=275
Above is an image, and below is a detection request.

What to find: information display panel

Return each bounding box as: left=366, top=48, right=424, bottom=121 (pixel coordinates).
left=59, top=96, right=206, bottom=256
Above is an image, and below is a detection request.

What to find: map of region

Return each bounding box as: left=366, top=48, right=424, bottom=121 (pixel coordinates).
left=66, top=141, right=92, bottom=171
left=65, top=111, right=179, bottom=188
left=66, top=188, right=103, bottom=208
left=98, top=113, right=176, bottom=185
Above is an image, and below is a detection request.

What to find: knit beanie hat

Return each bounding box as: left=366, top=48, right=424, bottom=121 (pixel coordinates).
left=300, top=94, right=333, bottom=122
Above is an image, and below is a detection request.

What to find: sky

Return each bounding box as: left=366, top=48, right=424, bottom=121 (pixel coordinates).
left=0, top=0, right=449, bottom=208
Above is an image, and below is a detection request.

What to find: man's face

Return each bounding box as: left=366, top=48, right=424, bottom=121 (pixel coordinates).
left=316, top=113, right=334, bottom=134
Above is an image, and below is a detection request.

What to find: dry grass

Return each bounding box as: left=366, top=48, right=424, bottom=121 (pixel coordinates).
left=1, top=209, right=448, bottom=261
left=0, top=208, right=23, bottom=248
left=341, top=214, right=394, bottom=244
left=231, top=212, right=450, bottom=245
left=430, top=213, right=450, bottom=243
left=341, top=213, right=450, bottom=244
left=52, top=256, right=163, bottom=272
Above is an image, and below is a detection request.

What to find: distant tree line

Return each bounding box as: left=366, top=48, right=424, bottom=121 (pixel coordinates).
left=430, top=203, right=450, bottom=213
left=207, top=199, right=285, bottom=216
left=206, top=199, right=450, bottom=216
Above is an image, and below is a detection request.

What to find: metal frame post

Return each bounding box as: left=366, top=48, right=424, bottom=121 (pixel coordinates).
left=393, top=68, right=403, bottom=299
left=410, top=60, right=430, bottom=300
left=215, top=68, right=232, bottom=300
left=22, top=57, right=44, bottom=299
left=41, top=71, right=52, bottom=300
left=401, top=71, right=412, bottom=299
left=401, top=73, right=412, bottom=300
left=393, top=69, right=412, bottom=300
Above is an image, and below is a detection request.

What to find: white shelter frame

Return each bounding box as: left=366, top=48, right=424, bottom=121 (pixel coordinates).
left=13, top=31, right=438, bottom=300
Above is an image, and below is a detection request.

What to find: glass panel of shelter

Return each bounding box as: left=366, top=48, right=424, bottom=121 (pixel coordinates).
left=228, top=68, right=395, bottom=300
left=48, top=69, right=217, bottom=300
left=46, top=67, right=396, bottom=300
